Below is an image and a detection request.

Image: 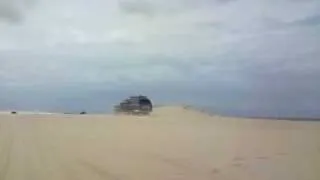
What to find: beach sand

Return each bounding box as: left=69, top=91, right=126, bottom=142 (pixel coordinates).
left=0, top=106, right=319, bottom=180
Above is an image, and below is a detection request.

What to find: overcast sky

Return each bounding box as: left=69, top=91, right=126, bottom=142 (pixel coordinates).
left=0, top=0, right=320, bottom=117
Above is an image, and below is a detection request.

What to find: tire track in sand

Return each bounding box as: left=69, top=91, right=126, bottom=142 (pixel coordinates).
left=77, top=159, right=122, bottom=180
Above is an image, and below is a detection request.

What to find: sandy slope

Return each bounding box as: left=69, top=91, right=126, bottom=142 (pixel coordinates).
left=0, top=106, right=319, bottom=180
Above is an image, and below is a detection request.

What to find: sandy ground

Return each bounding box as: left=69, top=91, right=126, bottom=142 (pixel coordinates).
left=0, top=106, right=319, bottom=180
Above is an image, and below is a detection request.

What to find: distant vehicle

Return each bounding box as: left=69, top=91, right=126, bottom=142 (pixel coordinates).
left=114, top=95, right=153, bottom=115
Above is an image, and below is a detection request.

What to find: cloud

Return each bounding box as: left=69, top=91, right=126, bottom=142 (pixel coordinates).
left=118, top=0, right=155, bottom=16
left=290, top=14, right=320, bottom=27
left=0, top=0, right=35, bottom=22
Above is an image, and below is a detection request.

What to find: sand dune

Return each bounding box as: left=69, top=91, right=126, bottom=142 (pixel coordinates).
left=0, top=106, right=319, bottom=180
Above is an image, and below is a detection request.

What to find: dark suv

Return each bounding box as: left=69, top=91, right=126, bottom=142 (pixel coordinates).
left=114, top=95, right=153, bottom=115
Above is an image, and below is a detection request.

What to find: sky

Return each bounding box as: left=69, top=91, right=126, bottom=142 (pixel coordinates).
left=0, top=0, right=320, bottom=117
